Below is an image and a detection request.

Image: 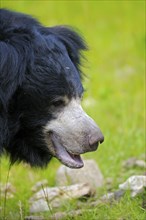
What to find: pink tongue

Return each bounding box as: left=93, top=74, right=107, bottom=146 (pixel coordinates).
left=51, top=134, right=84, bottom=169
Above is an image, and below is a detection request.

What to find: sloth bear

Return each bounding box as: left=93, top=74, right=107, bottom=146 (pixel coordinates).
left=0, top=9, right=104, bottom=168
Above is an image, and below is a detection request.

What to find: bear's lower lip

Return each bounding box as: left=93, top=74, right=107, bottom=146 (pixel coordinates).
left=51, top=134, right=84, bottom=169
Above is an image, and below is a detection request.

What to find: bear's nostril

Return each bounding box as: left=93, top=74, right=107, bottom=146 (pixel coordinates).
left=90, top=141, right=99, bottom=151
left=99, top=135, right=104, bottom=144
left=89, top=134, right=104, bottom=149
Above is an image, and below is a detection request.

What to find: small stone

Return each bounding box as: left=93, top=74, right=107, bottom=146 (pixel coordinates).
left=30, top=199, right=49, bottom=213
left=135, top=160, right=146, bottom=168
left=114, top=190, right=125, bottom=200
left=50, top=210, right=83, bottom=220
left=105, top=177, right=113, bottom=185
left=99, top=190, right=125, bottom=203
left=25, top=216, right=44, bottom=220
left=0, top=182, right=16, bottom=194
left=105, top=177, right=113, bottom=190
left=122, top=157, right=146, bottom=168
left=0, top=182, right=15, bottom=199
left=101, top=192, right=115, bottom=201
left=119, top=175, right=146, bottom=197
left=31, top=180, right=48, bottom=192
left=56, top=159, right=104, bottom=191
left=1, top=192, right=14, bottom=199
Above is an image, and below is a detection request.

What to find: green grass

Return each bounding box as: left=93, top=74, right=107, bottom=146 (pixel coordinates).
left=0, top=1, right=145, bottom=220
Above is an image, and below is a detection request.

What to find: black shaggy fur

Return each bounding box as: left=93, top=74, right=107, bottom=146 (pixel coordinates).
left=0, top=9, right=87, bottom=167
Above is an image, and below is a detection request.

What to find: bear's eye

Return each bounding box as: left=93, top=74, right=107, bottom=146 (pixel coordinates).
left=51, top=99, right=65, bottom=108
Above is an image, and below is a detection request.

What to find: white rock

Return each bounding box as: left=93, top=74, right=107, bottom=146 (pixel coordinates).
left=30, top=183, right=93, bottom=212
left=56, top=159, right=104, bottom=191
left=119, top=175, right=146, bottom=197
left=30, top=199, right=49, bottom=213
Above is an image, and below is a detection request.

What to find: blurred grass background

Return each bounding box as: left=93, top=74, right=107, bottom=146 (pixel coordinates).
left=0, top=0, right=145, bottom=219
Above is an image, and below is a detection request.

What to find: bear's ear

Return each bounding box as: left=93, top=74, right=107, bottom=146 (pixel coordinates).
left=50, top=26, right=88, bottom=72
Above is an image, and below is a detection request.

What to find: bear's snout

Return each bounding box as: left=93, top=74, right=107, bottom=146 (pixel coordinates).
left=44, top=98, right=104, bottom=168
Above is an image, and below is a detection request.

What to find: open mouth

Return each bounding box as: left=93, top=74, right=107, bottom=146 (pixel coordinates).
left=51, top=133, right=84, bottom=169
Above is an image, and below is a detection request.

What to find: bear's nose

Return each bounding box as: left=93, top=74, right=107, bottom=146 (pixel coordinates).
left=88, top=133, right=104, bottom=150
